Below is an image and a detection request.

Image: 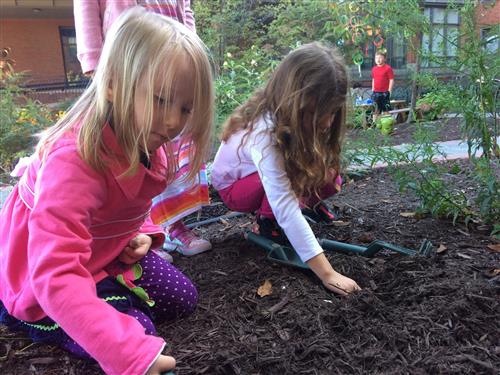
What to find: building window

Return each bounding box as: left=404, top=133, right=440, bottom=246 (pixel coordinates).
left=59, top=27, right=83, bottom=83
left=422, top=6, right=460, bottom=66
left=481, top=27, right=499, bottom=53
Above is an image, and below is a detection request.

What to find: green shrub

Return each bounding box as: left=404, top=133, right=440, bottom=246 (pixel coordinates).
left=0, top=74, right=56, bottom=172
left=416, top=88, right=460, bottom=121
left=215, top=45, right=276, bottom=132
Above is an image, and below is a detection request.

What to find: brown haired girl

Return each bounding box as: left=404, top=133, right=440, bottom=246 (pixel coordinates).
left=211, top=42, right=360, bottom=295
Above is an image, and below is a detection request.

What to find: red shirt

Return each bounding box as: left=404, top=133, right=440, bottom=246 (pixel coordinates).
left=371, top=64, right=394, bottom=92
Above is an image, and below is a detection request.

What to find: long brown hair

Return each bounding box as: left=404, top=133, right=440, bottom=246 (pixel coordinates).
left=221, top=42, right=348, bottom=199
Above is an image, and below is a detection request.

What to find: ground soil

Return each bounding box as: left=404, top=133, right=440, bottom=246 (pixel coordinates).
left=1, top=117, right=499, bottom=374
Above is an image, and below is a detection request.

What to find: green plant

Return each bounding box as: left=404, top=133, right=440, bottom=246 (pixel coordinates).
left=215, top=46, right=275, bottom=131
left=416, top=89, right=460, bottom=121
left=472, top=157, right=500, bottom=227
left=345, top=125, right=474, bottom=225
left=347, top=106, right=370, bottom=129
left=0, top=73, right=54, bottom=172
left=436, top=2, right=500, bottom=159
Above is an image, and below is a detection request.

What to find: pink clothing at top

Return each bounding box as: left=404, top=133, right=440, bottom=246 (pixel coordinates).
left=0, top=124, right=169, bottom=375
left=74, top=0, right=195, bottom=74
left=371, top=64, right=394, bottom=92
left=211, top=116, right=325, bottom=263
left=218, top=172, right=341, bottom=219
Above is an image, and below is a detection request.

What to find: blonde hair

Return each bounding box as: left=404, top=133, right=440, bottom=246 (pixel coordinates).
left=222, top=42, right=348, bottom=199
left=37, top=7, right=214, bottom=181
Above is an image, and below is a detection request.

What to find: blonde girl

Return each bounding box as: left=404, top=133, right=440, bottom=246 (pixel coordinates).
left=211, top=42, right=360, bottom=295
left=0, top=8, right=213, bottom=375
left=75, top=0, right=212, bottom=257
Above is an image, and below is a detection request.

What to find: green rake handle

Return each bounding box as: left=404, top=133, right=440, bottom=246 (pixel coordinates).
left=317, top=239, right=368, bottom=255
left=319, top=238, right=433, bottom=257
left=245, top=232, right=309, bottom=269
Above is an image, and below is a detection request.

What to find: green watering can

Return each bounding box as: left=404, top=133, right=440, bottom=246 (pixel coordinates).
left=245, top=232, right=433, bottom=270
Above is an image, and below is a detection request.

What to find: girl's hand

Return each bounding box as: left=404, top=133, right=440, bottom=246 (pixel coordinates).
left=145, top=354, right=176, bottom=375
left=307, top=253, right=361, bottom=296
left=321, top=271, right=361, bottom=296
left=119, top=234, right=152, bottom=264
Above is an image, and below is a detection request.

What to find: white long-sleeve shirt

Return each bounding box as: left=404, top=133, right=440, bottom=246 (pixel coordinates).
left=211, top=116, right=323, bottom=262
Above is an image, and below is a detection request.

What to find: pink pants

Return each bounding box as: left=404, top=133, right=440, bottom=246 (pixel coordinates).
left=218, top=172, right=342, bottom=219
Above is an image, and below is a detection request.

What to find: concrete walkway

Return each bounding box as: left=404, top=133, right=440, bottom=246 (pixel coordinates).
left=0, top=185, right=13, bottom=209
left=1, top=136, right=499, bottom=210
left=355, top=136, right=500, bottom=169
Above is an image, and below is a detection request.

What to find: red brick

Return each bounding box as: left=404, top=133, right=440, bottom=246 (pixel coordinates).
left=0, top=18, right=75, bottom=85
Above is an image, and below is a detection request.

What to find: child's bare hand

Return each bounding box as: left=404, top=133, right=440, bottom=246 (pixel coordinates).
left=119, top=234, right=152, bottom=264
left=322, top=271, right=361, bottom=296
left=145, top=354, right=175, bottom=375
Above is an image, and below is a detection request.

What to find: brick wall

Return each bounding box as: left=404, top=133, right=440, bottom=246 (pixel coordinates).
left=476, top=1, right=500, bottom=26
left=0, top=18, right=75, bottom=85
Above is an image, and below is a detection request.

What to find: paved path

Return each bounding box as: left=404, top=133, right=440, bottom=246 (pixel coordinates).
left=356, top=136, right=500, bottom=169
left=1, top=136, right=499, bottom=210
left=0, top=185, right=13, bottom=209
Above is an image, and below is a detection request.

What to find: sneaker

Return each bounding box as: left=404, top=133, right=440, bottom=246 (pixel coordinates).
left=302, top=201, right=338, bottom=224
left=163, top=221, right=212, bottom=256
left=256, top=216, right=290, bottom=246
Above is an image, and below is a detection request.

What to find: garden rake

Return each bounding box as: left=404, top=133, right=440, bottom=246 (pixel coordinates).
left=318, top=238, right=434, bottom=257
left=245, top=232, right=433, bottom=270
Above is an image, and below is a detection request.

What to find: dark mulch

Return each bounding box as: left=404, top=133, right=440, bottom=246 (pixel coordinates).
left=2, top=119, right=499, bottom=374
left=1, top=160, right=499, bottom=374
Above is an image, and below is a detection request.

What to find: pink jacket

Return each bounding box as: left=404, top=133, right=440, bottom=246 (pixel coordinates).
left=0, top=124, right=169, bottom=375
left=74, top=0, right=196, bottom=74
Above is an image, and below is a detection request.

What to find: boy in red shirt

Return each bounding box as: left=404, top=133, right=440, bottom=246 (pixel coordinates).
left=371, top=50, right=394, bottom=115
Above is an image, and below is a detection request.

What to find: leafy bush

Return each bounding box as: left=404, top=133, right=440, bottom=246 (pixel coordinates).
left=0, top=73, right=57, bottom=172
left=215, top=45, right=276, bottom=131
left=415, top=73, right=461, bottom=121
left=473, top=157, right=500, bottom=226
left=416, top=89, right=460, bottom=121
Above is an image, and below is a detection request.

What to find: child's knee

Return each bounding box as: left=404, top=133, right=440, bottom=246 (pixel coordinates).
left=181, top=279, right=198, bottom=315
left=152, top=273, right=198, bottom=321
left=173, top=277, right=198, bottom=316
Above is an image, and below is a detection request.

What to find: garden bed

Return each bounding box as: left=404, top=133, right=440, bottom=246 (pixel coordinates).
left=1, top=158, right=499, bottom=374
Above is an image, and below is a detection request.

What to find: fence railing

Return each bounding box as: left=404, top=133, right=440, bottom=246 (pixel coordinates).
left=20, top=78, right=90, bottom=92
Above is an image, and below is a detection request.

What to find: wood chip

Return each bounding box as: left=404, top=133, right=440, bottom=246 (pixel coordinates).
left=331, top=220, right=351, bottom=227
left=436, top=244, right=448, bottom=253
left=400, top=212, right=416, bottom=218
left=486, top=244, right=500, bottom=253
left=257, top=279, right=272, bottom=297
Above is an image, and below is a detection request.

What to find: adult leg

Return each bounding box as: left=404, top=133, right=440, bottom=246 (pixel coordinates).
left=152, top=138, right=211, bottom=256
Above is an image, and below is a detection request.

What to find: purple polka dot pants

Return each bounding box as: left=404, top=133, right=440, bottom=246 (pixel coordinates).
left=0, top=251, right=198, bottom=360
left=136, top=251, right=198, bottom=322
